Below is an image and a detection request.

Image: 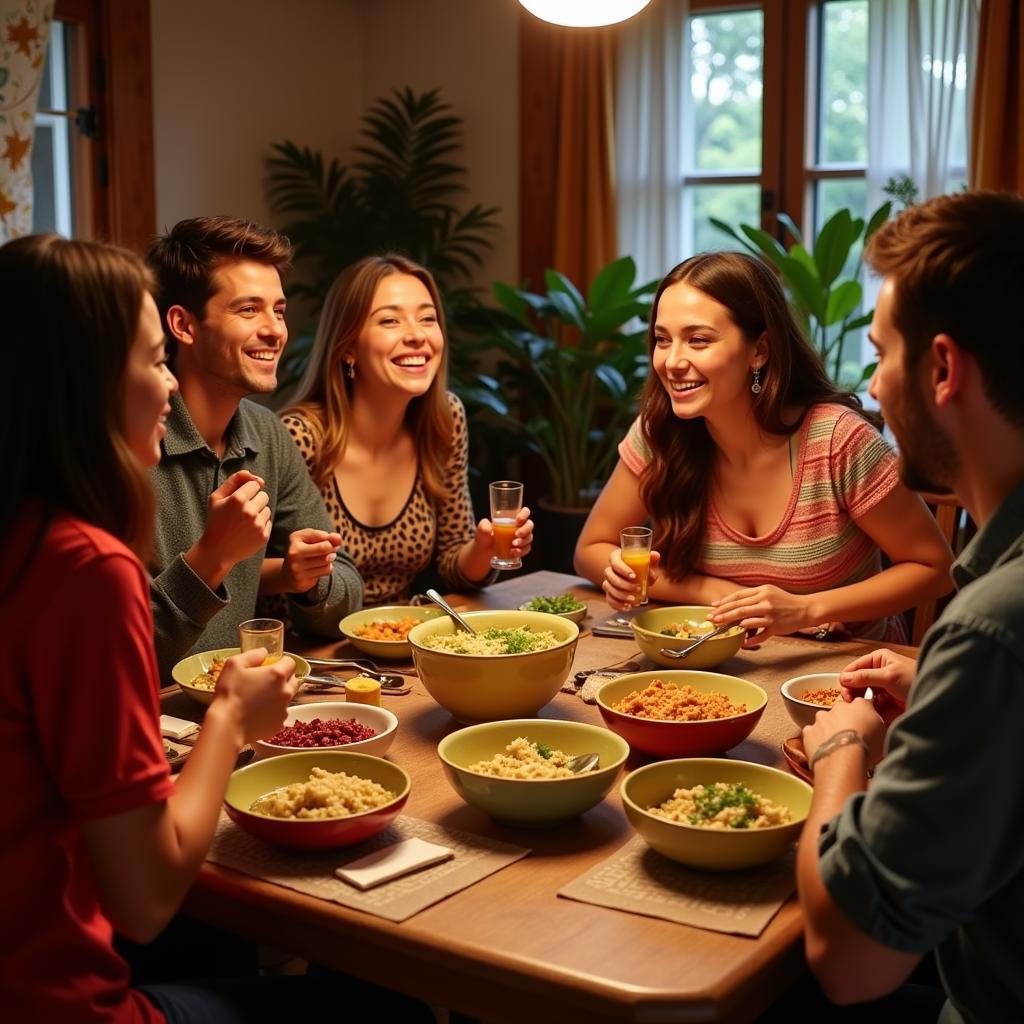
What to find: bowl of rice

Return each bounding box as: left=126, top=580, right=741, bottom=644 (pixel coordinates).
left=224, top=750, right=410, bottom=850
left=437, top=719, right=629, bottom=826
left=595, top=670, right=767, bottom=758
left=339, top=605, right=445, bottom=660
left=408, top=610, right=580, bottom=723
left=781, top=673, right=844, bottom=729
left=172, top=648, right=312, bottom=706
left=629, top=606, right=745, bottom=669
left=250, top=702, right=399, bottom=760
left=621, top=758, right=812, bottom=870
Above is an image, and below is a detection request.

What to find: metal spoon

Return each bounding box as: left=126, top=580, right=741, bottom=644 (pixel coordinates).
left=566, top=752, right=600, bottom=773
left=659, top=622, right=736, bottom=660
left=425, top=588, right=477, bottom=635
left=303, top=659, right=406, bottom=688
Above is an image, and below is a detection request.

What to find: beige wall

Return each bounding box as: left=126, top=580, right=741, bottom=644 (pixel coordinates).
left=151, top=0, right=518, bottom=290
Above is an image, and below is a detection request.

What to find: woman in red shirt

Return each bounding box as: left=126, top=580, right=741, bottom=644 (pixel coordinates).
left=0, top=235, right=297, bottom=1022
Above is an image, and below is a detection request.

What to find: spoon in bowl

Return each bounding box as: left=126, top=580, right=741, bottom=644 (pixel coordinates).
left=565, top=752, right=600, bottom=773
left=659, top=622, right=736, bottom=660
left=425, top=588, right=477, bottom=635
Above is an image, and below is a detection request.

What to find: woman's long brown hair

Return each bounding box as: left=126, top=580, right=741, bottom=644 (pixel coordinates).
left=639, top=252, right=864, bottom=580
left=285, top=254, right=454, bottom=502
left=0, top=234, right=156, bottom=593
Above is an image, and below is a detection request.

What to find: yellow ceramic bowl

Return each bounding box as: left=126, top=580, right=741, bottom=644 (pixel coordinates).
left=339, top=605, right=445, bottom=660
left=172, top=647, right=311, bottom=706
left=517, top=599, right=588, bottom=624
left=621, top=758, right=813, bottom=870
left=408, top=610, right=580, bottom=723
left=630, top=606, right=745, bottom=670
left=437, top=718, right=629, bottom=827
left=781, top=673, right=843, bottom=729
left=225, top=750, right=410, bottom=851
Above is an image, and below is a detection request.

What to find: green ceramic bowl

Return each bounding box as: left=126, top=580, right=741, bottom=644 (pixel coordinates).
left=630, top=606, right=745, bottom=670
left=437, top=718, right=629, bottom=827
left=339, top=605, right=445, bottom=660
left=225, top=750, right=410, bottom=850
left=172, top=648, right=311, bottom=706
left=408, top=610, right=580, bottom=723
left=621, top=758, right=812, bottom=870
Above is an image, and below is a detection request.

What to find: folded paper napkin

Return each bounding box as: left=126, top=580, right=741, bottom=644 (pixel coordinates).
left=335, top=837, right=454, bottom=890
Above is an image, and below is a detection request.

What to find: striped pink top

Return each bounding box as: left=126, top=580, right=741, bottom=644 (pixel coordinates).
left=619, top=403, right=907, bottom=641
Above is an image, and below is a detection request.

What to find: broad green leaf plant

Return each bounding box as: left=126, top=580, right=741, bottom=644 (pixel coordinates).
left=711, top=203, right=892, bottom=389
left=464, top=257, right=658, bottom=509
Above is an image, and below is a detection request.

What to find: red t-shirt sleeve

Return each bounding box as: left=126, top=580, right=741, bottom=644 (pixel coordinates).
left=30, top=547, right=173, bottom=821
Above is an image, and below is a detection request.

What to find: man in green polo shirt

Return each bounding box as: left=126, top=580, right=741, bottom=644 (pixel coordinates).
left=147, top=217, right=362, bottom=681
left=795, top=191, right=1024, bottom=1022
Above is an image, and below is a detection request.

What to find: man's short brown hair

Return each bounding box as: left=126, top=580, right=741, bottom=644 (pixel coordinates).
left=865, top=191, right=1024, bottom=426
left=147, top=216, right=293, bottom=334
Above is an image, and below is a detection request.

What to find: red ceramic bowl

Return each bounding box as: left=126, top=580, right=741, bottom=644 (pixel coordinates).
left=224, top=750, right=410, bottom=850
left=595, top=670, right=767, bottom=758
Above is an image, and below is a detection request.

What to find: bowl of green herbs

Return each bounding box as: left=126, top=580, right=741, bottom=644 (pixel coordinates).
left=519, top=593, right=588, bottom=624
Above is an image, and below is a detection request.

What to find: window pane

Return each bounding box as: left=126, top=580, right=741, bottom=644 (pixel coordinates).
left=814, top=178, right=867, bottom=233
left=687, top=183, right=761, bottom=255
left=32, top=21, right=74, bottom=236
left=818, top=0, right=868, bottom=165
left=687, top=9, right=763, bottom=173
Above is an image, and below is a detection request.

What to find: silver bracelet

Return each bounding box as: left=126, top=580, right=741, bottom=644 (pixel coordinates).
left=808, top=729, right=870, bottom=773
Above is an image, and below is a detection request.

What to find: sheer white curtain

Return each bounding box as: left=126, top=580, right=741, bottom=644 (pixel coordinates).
left=866, top=0, right=979, bottom=213
left=615, top=0, right=689, bottom=287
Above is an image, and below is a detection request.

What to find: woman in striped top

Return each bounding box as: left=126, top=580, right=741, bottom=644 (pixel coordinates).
left=574, top=252, right=952, bottom=642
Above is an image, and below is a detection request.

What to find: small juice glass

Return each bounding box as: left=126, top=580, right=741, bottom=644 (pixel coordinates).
left=619, top=527, right=653, bottom=605
left=489, top=480, right=523, bottom=570
left=239, top=618, right=284, bottom=664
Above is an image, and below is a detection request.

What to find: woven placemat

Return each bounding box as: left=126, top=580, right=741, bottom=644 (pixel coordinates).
left=207, top=814, right=529, bottom=923
left=558, top=835, right=795, bottom=937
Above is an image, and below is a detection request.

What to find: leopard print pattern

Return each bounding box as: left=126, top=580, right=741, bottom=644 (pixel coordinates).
left=282, top=392, right=479, bottom=606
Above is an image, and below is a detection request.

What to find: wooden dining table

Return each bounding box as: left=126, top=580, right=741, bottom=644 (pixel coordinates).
left=162, top=570, right=915, bottom=1024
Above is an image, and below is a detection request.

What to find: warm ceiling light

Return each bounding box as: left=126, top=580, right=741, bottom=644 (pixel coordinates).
left=518, top=0, right=653, bottom=29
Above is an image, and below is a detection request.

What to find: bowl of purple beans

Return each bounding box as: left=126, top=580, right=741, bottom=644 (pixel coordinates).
left=251, top=702, right=399, bottom=761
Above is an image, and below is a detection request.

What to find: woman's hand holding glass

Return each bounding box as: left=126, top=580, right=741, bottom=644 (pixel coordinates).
left=212, top=648, right=297, bottom=746
left=708, top=583, right=813, bottom=646
left=474, top=507, right=534, bottom=563
left=603, top=548, right=662, bottom=610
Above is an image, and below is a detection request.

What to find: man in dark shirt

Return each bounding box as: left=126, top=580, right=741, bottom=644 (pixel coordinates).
left=147, top=217, right=362, bottom=679
left=795, top=191, right=1024, bottom=1022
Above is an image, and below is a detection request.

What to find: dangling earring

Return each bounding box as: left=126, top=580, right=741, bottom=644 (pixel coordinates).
left=751, top=367, right=762, bottom=394
left=345, top=358, right=356, bottom=380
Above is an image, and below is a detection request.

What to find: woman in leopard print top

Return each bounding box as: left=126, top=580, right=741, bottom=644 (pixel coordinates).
left=282, top=254, right=533, bottom=607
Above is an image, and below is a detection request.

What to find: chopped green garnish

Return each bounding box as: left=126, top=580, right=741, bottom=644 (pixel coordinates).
left=526, top=593, right=585, bottom=614
left=481, top=627, right=536, bottom=654
left=534, top=742, right=553, bottom=759
left=687, top=783, right=759, bottom=829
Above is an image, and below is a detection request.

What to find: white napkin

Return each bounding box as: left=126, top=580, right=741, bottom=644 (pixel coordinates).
left=335, top=837, right=454, bottom=891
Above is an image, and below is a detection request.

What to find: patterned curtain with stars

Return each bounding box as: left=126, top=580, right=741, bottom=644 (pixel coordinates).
left=1, top=0, right=54, bottom=242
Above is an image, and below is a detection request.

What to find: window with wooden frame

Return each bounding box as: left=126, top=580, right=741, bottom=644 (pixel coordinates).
left=31, top=0, right=154, bottom=250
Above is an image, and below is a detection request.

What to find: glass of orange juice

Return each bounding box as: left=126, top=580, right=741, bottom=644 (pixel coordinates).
left=489, top=480, right=523, bottom=570
left=239, top=618, right=284, bottom=664
left=619, top=527, right=653, bottom=605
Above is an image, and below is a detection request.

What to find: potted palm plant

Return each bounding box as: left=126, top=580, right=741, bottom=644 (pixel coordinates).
left=462, top=257, right=657, bottom=571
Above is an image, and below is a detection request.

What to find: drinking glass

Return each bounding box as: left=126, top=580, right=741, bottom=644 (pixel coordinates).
left=239, top=618, right=284, bottom=664
left=619, top=527, right=653, bottom=605
left=489, top=480, right=524, bottom=570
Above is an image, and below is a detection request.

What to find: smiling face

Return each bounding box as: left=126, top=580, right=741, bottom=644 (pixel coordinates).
left=351, top=273, right=444, bottom=400
left=869, top=278, right=957, bottom=493
left=121, top=292, right=178, bottom=467
left=175, top=259, right=288, bottom=398
left=651, top=280, right=765, bottom=422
